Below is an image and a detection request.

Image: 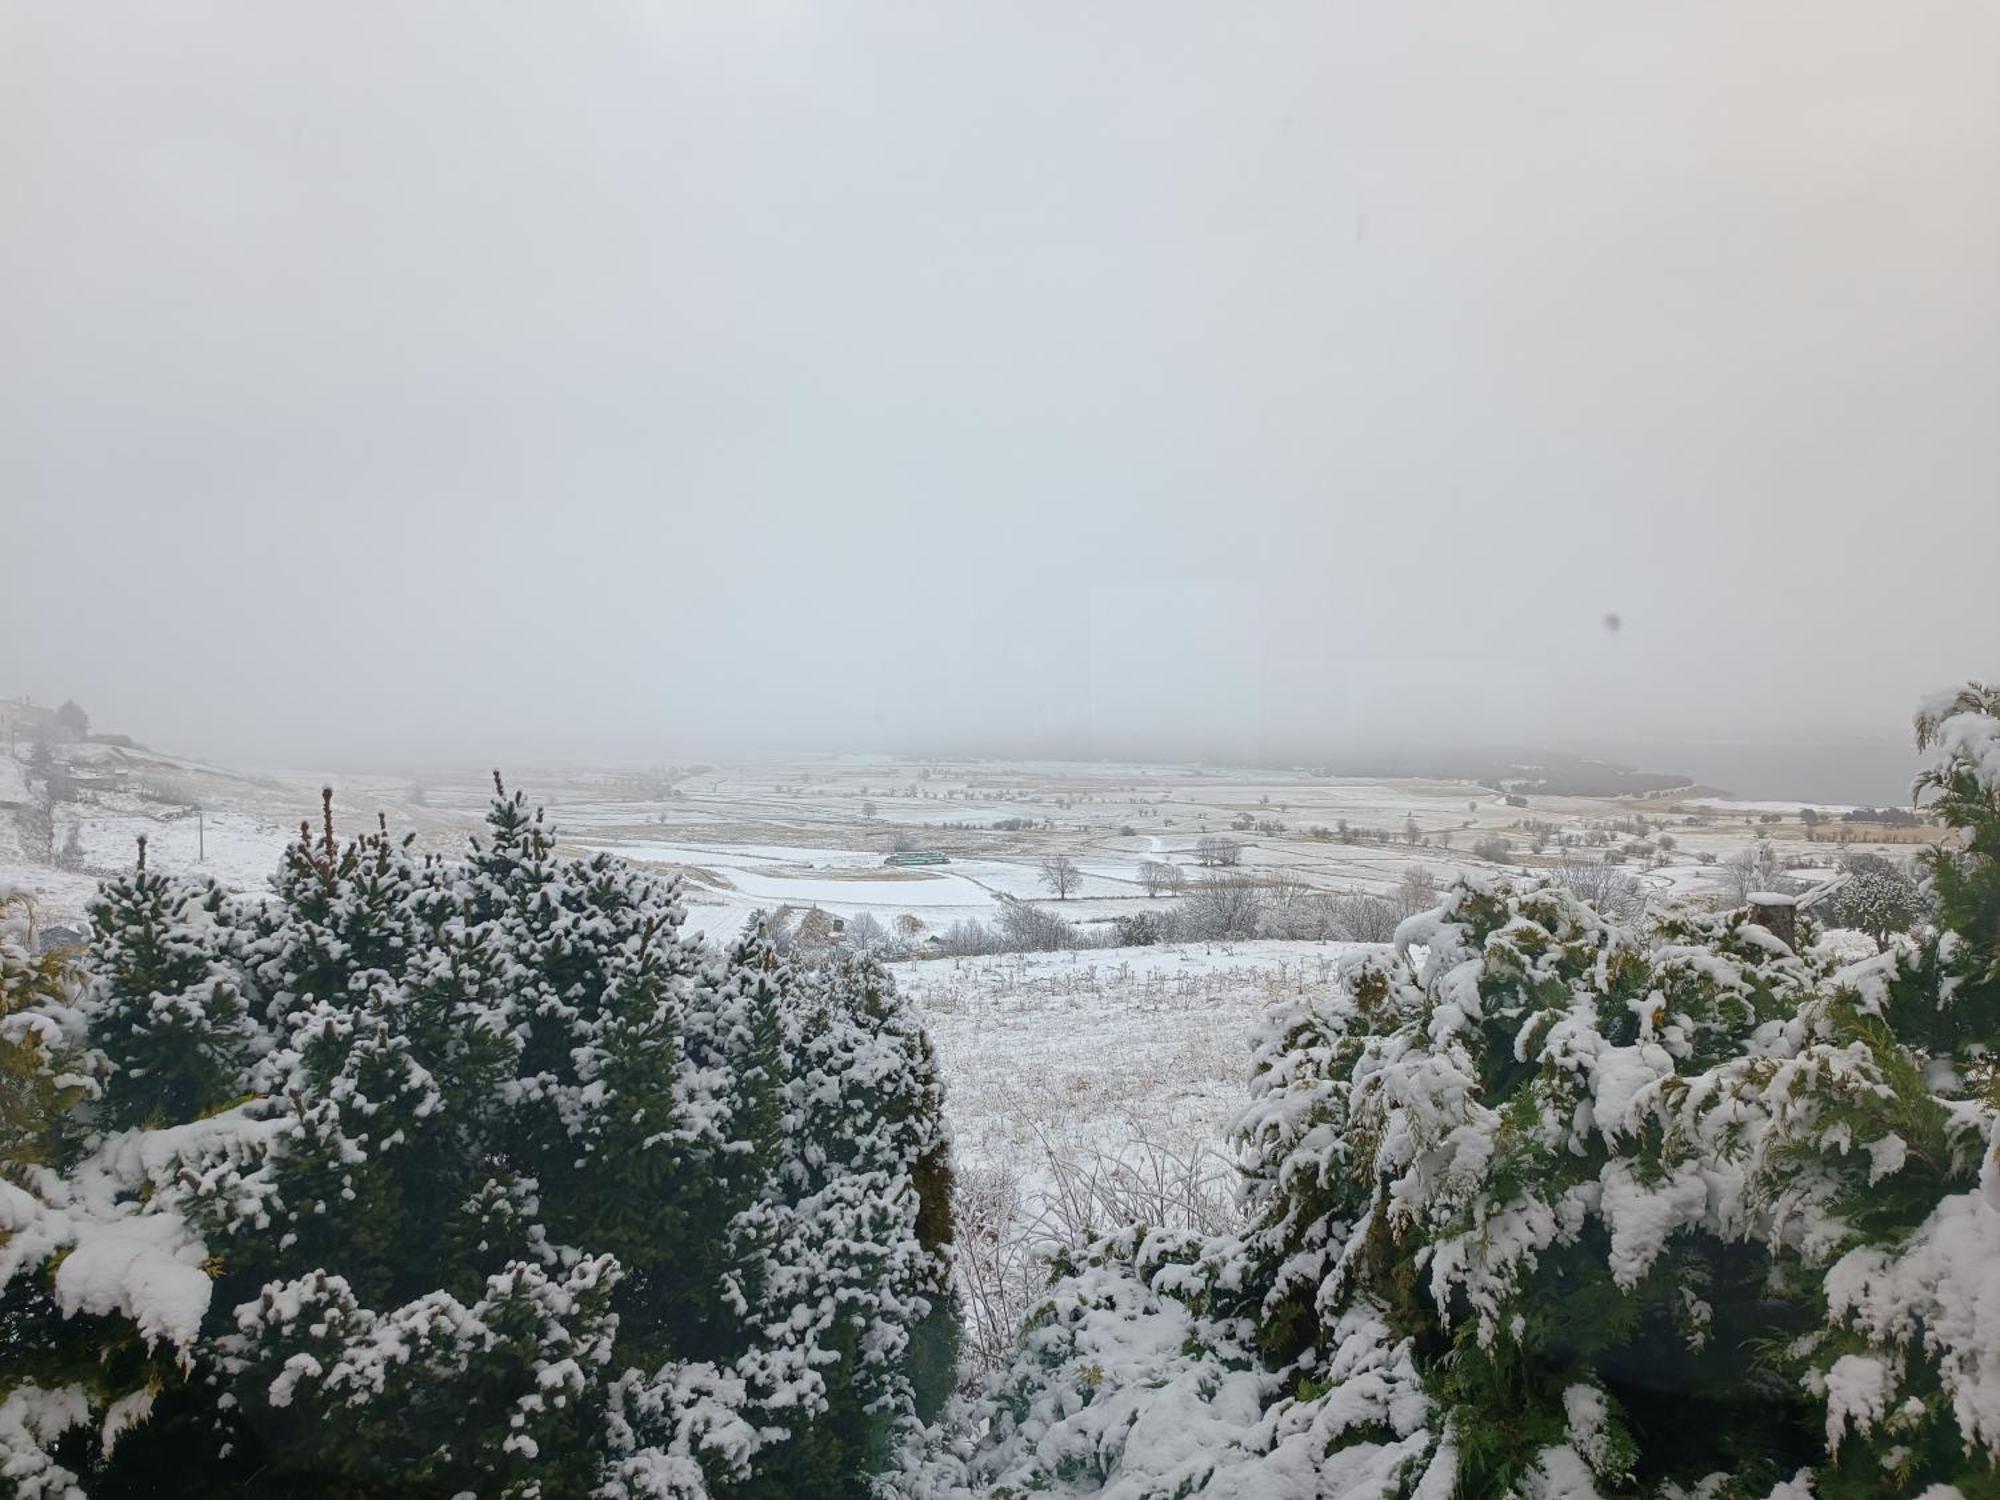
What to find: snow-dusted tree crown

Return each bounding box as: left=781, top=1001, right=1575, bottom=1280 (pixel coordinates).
left=934, top=687, right=2000, bottom=1500
left=0, top=782, right=954, bottom=1498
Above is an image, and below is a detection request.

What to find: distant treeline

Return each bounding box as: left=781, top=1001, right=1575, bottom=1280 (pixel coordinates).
left=1304, top=747, right=1693, bottom=798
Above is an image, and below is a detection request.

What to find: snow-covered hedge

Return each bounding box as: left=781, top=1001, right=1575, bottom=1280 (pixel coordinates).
left=0, top=782, right=954, bottom=1497
left=935, top=688, right=2000, bottom=1500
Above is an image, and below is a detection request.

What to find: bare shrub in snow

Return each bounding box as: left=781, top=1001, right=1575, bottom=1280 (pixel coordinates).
left=1259, top=879, right=1337, bottom=940
left=1032, top=1129, right=1240, bottom=1246
left=1178, top=873, right=1262, bottom=940
left=135, top=773, right=198, bottom=807
left=950, top=1132, right=1241, bottom=1389
left=17, top=797, right=54, bottom=864
left=993, top=895, right=1076, bottom=952
left=1551, top=851, right=1651, bottom=920
left=1194, top=835, right=1242, bottom=868
left=1327, top=888, right=1401, bottom=941
left=936, top=916, right=1002, bottom=957
left=1393, top=865, right=1439, bottom=918
left=842, top=909, right=908, bottom=958
left=951, top=1162, right=1042, bottom=1384
left=1720, top=842, right=1800, bottom=904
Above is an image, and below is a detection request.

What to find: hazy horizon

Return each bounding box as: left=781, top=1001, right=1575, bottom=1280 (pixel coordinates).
left=3, top=683, right=1929, bottom=808
left=7, top=3, right=1996, bottom=770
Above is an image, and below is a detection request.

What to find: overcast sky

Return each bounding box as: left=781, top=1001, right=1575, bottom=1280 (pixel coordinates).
left=4, top=3, right=1996, bottom=769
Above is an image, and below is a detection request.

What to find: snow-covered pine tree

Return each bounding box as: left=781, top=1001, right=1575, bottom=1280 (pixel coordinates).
left=226, top=1254, right=623, bottom=1497
left=705, top=920, right=790, bottom=1213
left=463, top=787, right=742, bottom=1370
left=954, top=687, right=2000, bottom=1500
left=213, top=789, right=721, bottom=1495
left=1894, top=682, right=2000, bottom=1066
left=691, top=920, right=793, bottom=1343
left=730, top=949, right=957, bottom=1497
left=249, top=793, right=420, bottom=1034
left=467, top=770, right=563, bottom=927
left=0, top=872, right=245, bottom=1497
left=85, top=837, right=257, bottom=1131
left=0, top=779, right=956, bottom=1499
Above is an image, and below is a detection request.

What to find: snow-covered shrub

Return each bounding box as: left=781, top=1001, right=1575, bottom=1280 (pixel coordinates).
left=993, top=896, right=1079, bottom=953
left=952, top=1139, right=1241, bottom=1390
left=946, top=690, right=2000, bottom=1500
left=1178, top=875, right=1263, bottom=941
left=1823, top=856, right=1925, bottom=945
left=0, top=782, right=953, bottom=1497
left=953, top=1163, right=1047, bottom=1387
left=841, top=909, right=910, bottom=960
left=935, top=917, right=1006, bottom=957
left=0, top=891, right=90, bottom=1174
left=1550, top=854, right=1652, bottom=922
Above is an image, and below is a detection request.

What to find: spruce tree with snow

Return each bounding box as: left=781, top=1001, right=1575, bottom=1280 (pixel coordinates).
left=947, top=686, right=2000, bottom=1500
left=0, top=780, right=954, bottom=1499
left=85, top=837, right=256, bottom=1131
left=1885, top=683, right=2000, bottom=1080
left=248, top=792, right=422, bottom=1034
left=1, top=889, right=209, bottom=1500
left=697, top=920, right=792, bottom=1318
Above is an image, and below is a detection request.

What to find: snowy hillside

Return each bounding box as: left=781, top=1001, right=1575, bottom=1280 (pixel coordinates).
left=4, top=733, right=1924, bottom=954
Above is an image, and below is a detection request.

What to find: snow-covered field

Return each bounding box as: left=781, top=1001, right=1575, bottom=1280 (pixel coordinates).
left=3, top=729, right=1924, bottom=945
left=896, top=941, right=1351, bottom=1183
left=893, top=940, right=1369, bottom=1372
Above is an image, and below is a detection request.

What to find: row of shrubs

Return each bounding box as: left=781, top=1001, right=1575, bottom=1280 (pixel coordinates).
left=850, top=864, right=1645, bottom=959
left=801, top=851, right=1924, bottom=965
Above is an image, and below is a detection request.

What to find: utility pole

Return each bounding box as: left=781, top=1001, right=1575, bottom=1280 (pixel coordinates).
left=198, top=808, right=205, bottom=863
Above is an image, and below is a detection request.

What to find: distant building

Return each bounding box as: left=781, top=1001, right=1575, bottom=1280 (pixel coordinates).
left=883, top=851, right=948, bottom=867
left=0, top=698, right=57, bottom=749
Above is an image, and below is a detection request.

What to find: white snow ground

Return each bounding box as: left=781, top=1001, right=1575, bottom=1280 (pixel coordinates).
left=3, top=736, right=1921, bottom=951
left=895, top=941, right=1359, bottom=1187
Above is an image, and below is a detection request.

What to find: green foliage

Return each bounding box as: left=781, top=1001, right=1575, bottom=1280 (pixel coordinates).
left=962, top=686, right=2000, bottom=1500
left=0, top=785, right=954, bottom=1498
left=0, top=894, right=88, bottom=1171
left=1909, top=683, right=2000, bottom=1077
left=1827, top=856, right=1924, bottom=944
left=86, top=859, right=254, bottom=1130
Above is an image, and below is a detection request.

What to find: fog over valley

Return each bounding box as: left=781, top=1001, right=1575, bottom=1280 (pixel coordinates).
left=5, top=4, right=1995, bottom=773
left=4, top=8, right=1998, bottom=1500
